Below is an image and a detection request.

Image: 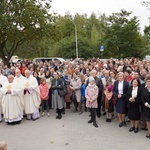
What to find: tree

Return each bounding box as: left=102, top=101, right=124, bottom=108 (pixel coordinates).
left=0, top=0, right=55, bottom=65
left=104, top=9, right=145, bottom=58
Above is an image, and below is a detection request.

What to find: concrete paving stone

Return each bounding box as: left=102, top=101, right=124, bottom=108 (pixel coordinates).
left=0, top=108, right=150, bottom=150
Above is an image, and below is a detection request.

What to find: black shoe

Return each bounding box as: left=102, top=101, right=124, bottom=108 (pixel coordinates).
left=23, top=114, right=27, bottom=118
left=16, top=121, right=21, bottom=124
left=97, top=114, right=101, bottom=118
left=119, top=122, right=123, bottom=127
left=56, top=115, right=59, bottom=119
left=108, top=119, right=111, bottom=122
left=106, top=119, right=109, bottom=122
left=62, top=111, right=65, bottom=115
left=58, top=115, right=62, bottom=119
left=134, top=128, right=139, bottom=133
left=122, top=121, right=126, bottom=126
left=141, top=127, right=148, bottom=130
left=93, top=122, right=98, bottom=128
left=141, top=127, right=145, bottom=130
left=129, top=127, right=135, bottom=132
left=103, top=112, right=106, bottom=115
left=146, top=134, right=150, bottom=138
left=88, top=120, right=93, bottom=123
left=10, top=122, right=16, bottom=125
left=32, top=118, right=39, bottom=121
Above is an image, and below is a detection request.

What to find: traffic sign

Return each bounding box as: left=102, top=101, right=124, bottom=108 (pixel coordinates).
left=100, top=45, right=104, bottom=51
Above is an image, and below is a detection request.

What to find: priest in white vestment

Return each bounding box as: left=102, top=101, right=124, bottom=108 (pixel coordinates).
left=14, top=68, right=26, bottom=89
left=0, top=70, right=8, bottom=122
left=14, top=69, right=26, bottom=113
left=2, top=75, right=24, bottom=125
left=23, top=70, right=41, bottom=120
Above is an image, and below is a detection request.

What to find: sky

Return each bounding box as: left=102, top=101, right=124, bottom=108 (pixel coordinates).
left=50, top=0, right=150, bottom=32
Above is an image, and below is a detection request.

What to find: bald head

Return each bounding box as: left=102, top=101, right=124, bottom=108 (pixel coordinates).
left=15, top=69, right=21, bottom=77
left=8, top=75, right=14, bottom=83
left=25, top=70, right=31, bottom=78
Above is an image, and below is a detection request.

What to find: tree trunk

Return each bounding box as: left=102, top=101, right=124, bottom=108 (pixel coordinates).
left=1, top=57, right=10, bottom=67
left=0, top=46, right=10, bottom=66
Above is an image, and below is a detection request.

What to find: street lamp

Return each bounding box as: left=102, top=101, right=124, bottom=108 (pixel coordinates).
left=74, top=23, right=78, bottom=59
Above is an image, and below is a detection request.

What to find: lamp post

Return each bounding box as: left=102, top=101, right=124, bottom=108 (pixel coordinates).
left=74, top=23, right=78, bottom=59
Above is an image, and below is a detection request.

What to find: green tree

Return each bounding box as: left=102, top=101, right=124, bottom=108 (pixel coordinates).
left=104, top=9, right=145, bottom=58
left=0, top=0, right=55, bottom=65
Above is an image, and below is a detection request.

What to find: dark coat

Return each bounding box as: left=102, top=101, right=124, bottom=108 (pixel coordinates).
left=113, top=80, right=129, bottom=101
left=112, top=80, right=129, bottom=114
left=141, top=87, right=150, bottom=118
left=51, top=78, right=64, bottom=109
left=51, top=78, right=63, bottom=95
left=126, top=86, right=142, bottom=120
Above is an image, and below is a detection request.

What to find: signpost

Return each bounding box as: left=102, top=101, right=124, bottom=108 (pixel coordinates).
left=100, top=45, right=104, bottom=59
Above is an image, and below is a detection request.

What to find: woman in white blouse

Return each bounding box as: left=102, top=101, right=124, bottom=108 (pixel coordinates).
left=126, top=78, right=142, bottom=133
left=113, top=72, right=129, bottom=127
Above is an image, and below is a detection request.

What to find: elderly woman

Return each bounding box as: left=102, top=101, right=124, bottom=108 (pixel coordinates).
left=51, top=72, right=64, bottom=119
left=141, top=77, right=150, bottom=138
left=70, top=72, right=82, bottom=114
left=126, top=78, right=142, bottom=133
left=113, top=72, right=129, bottom=127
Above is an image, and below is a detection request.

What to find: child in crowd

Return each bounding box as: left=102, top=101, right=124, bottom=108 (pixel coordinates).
left=39, top=78, right=50, bottom=117
left=85, top=76, right=99, bottom=128
left=80, top=76, right=87, bottom=112
left=103, top=85, right=114, bottom=122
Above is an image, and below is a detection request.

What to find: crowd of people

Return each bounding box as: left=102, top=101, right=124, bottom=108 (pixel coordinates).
left=0, top=57, right=150, bottom=139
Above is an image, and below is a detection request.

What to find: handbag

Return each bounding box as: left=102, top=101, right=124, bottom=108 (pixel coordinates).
left=70, top=92, right=78, bottom=108
left=70, top=92, right=77, bottom=102
left=58, top=85, right=68, bottom=96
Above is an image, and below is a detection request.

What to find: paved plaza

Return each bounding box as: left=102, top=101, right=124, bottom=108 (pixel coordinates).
left=0, top=108, right=150, bottom=150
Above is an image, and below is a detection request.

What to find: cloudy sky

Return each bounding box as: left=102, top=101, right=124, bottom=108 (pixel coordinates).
left=50, top=0, right=150, bottom=32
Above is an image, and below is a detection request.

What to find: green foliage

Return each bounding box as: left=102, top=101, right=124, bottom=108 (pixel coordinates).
left=0, top=0, right=55, bottom=65
left=1, top=1, right=149, bottom=63
left=104, top=9, right=145, bottom=58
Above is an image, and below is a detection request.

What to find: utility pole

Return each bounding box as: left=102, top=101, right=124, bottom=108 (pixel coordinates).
left=74, top=23, right=78, bottom=59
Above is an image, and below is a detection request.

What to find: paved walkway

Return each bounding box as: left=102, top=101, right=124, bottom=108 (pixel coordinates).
left=0, top=108, right=150, bottom=150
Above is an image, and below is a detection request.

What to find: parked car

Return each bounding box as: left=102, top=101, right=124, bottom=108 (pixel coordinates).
left=33, top=57, right=65, bottom=64
left=144, top=55, right=150, bottom=61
